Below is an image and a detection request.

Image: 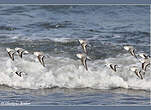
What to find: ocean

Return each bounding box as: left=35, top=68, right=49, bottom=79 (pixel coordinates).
left=0, top=5, right=150, bottom=105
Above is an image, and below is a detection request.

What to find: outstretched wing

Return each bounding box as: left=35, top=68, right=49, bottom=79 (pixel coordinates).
left=15, top=72, right=22, bottom=77
left=144, top=54, right=148, bottom=59
left=134, top=70, right=143, bottom=79
left=109, top=64, right=116, bottom=72
left=134, top=71, right=140, bottom=79
left=142, top=62, right=150, bottom=71
left=114, top=65, right=117, bottom=72
left=81, top=43, right=87, bottom=54
left=138, top=71, right=143, bottom=79
left=81, top=57, right=88, bottom=71
left=129, top=49, right=137, bottom=58
left=110, top=64, right=114, bottom=72
left=41, top=56, right=45, bottom=67
left=20, top=51, right=24, bottom=58
left=37, top=55, right=45, bottom=67
left=8, top=52, right=14, bottom=61
left=37, top=55, right=42, bottom=65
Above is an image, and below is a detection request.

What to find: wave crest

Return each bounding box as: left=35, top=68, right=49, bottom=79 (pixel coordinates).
left=0, top=49, right=150, bottom=91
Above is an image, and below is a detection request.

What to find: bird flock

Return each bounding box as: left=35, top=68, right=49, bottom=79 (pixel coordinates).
left=6, top=40, right=150, bottom=79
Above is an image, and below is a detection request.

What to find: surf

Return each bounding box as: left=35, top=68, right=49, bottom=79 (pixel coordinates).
left=0, top=47, right=150, bottom=91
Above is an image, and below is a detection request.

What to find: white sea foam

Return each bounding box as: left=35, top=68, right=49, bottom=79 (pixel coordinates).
left=0, top=48, right=150, bottom=91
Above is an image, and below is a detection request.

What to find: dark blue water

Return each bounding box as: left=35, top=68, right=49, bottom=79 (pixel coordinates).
left=0, top=5, right=150, bottom=105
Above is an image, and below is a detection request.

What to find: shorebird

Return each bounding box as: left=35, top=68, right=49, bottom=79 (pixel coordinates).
left=15, top=71, right=22, bottom=77
left=105, top=63, right=118, bottom=72
left=138, top=53, right=150, bottom=59
left=130, top=66, right=144, bottom=79
left=34, top=52, right=45, bottom=67
left=123, top=45, right=137, bottom=58
left=79, top=40, right=88, bottom=54
left=15, top=47, right=29, bottom=58
left=6, top=48, right=16, bottom=61
left=76, top=53, right=90, bottom=71
left=138, top=58, right=150, bottom=71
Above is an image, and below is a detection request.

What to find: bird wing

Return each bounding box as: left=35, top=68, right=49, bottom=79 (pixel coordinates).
left=19, top=51, right=24, bottom=58
left=8, top=52, right=14, bottom=61
left=129, top=49, right=137, bottom=58
left=81, top=57, right=88, bottom=71
left=18, top=72, right=22, bottom=77
left=142, top=62, right=150, bottom=71
left=114, top=65, right=117, bottom=72
left=135, top=70, right=143, bottom=79
left=37, top=55, right=42, bottom=65
left=41, top=56, right=45, bottom=67
left=110, top=64, right=113, bottom=71
left=15, top=72, right=22, bottom=77
left=37, top=55, right=45, bottom=67
left=81, top=43, right=87, bottom=54
left=110, top=64, right=116, bottom=72
left=138, top=71, right=143, bottom=79
left=144, top=54, right=148, bottom=59
left=134, top=71, right=140, bottom=79
left=16, top=50, right=22, bottom=58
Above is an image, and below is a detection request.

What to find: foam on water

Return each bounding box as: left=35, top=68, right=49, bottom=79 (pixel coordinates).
left=0, top=48, right=150, bottom=91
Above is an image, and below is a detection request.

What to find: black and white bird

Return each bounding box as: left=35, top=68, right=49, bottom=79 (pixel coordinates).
left=14, top=71, right=27, bottom=77
left=130, top=66, right=144, bottom=79
left=105, top=63, right=118, bottom=72
left=79, top=40, right=88, bottom=54
left=15, top=47, right=29, bottom=58
left=76, top=53, right=90, bottom=71
left=6, top=48, right=16, bottom=61
left=123, top=45, right=137, bottom=58
left=138, top=53, right=150, bottom=59
left=15, top=71, right=22, bottom=77
left=138, top=58, right=150, bottom=71
left=34, top=52, right=45, bottom=67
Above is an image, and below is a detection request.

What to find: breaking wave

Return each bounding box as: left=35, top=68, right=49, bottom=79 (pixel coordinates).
left=0, top=48, right=150, bottom=91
